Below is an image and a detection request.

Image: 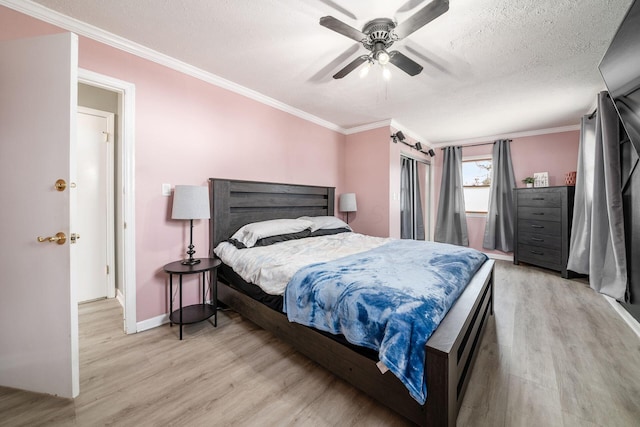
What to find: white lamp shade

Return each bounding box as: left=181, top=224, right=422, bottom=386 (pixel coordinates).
left=172, top=185, right=210, bottom=220
left=339, top=193, right=357, bottom=212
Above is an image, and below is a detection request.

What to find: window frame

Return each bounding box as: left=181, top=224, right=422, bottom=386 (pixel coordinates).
left=462, top=155, right=493, bottom=215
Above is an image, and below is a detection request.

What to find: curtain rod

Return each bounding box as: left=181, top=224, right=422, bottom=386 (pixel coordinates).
left=440, top=139, right=512, bottom=150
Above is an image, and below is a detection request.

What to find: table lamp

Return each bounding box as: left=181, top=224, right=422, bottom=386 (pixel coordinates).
left=172, top=185, right=210, bottom=265
left=339, top=193, right=357, bottom=224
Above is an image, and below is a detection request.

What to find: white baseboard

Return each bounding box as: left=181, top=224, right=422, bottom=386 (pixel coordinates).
left=485, top=253, right=513, bottom=262
left=136, top=313, right=169, bottom=333
left=136, top=300, right=215, bottom=333
left=603, top=295, right=640, bottom=340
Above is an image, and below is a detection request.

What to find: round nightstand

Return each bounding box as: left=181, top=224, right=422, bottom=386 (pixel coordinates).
left=163, top=257, right=221, bottom=340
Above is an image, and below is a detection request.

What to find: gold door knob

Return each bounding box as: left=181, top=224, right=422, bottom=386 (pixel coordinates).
left=54, top=179, right=67, bottom=191
left=37, top=232, right=66, bottom=245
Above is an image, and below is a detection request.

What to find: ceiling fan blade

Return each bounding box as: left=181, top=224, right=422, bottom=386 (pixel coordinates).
left=394, top=0, right=449, bottom=39
left=404, top=44, right=449, bottom=74
left=333, top=55, right=369, bottom=79
left=396, top=0, right=424, bottom=13
left=309, top=44, right=361, bottom=83
left=389, top=51, right=423, bottom=76
left=318, top=0, right=357, bottom=20
left=320, top=16, right=366, bottom=42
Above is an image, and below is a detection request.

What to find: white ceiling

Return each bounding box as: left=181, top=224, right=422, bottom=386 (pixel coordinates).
left=30, top=0, right=634, bottom=144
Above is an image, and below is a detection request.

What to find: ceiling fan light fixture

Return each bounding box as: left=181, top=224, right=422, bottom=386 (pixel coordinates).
left=377, top=50, right=390, bottom=65
left=359, top=61, right=372, bottom=78
left=382, top=65, right=392, bottom=81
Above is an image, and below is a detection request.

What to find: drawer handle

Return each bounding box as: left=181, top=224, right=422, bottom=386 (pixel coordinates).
left=531, top=225, right=544, bottom=229
left=530, top=250, right=544, bottom=255
left=532, top=197, right=545, bottom=200
left=532, top=212, right=544, bottom=215
left=530, top=237, right=544, bottom=242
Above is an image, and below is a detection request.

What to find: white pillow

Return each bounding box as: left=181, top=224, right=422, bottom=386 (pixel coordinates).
left=230, top=218, right=313, bottom=248
left=297, top=216, right=351, bottom=232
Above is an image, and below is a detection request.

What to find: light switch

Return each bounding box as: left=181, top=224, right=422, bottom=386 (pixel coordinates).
left=162, top=183, right=171, bottom=196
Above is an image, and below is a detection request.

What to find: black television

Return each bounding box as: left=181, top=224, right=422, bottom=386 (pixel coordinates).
left=599, top=0, right=640, bottom=156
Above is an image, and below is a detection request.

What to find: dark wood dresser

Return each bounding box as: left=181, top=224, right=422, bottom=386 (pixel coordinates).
left=514, top=186, right=575, bottom=278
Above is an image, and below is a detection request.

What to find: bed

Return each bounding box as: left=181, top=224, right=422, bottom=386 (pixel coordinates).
left=208, top=178, right=494, bottom=427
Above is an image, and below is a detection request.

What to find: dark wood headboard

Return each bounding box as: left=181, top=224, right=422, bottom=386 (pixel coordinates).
left=208, top=178, right=335, bottom=252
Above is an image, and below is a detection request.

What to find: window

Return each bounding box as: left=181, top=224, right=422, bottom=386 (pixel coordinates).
left=462, top=157, right=492, bottom=213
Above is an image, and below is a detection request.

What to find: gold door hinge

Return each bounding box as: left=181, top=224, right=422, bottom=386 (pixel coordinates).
left=106, top=265, right=110, bottom=275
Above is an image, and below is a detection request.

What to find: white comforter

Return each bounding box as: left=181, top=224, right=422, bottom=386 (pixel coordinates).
left=214, top=232, right=390, bottom=295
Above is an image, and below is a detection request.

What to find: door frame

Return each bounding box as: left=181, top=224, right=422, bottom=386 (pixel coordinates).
left=78, top=69, right=137, bottom=334
left=77, top=106, right=116, bottom=301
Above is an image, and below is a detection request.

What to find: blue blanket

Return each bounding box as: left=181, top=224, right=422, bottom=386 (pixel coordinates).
left=283, top=239, right=487, bottom=404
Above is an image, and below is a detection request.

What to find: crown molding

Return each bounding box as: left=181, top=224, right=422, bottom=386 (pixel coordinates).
left=0, top=0, right=345, bottom=134
left=431, top=124, right=581, bottom=148
left=344, top=118, right=430, bottom=146
left=343, top=119, right=392, bottom=135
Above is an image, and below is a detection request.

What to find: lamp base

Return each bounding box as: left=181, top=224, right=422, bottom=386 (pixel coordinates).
left=181, top=258, right=201, bottom=266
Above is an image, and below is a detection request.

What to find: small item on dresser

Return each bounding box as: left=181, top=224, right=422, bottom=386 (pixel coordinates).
left=533, top=172, right=549, bottom=187
left=565, top=171, right=577, bottom=186
left=522, top=176, right=535, bottom=188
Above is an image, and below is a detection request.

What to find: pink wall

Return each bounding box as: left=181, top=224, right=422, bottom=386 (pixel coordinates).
left=344, top=127, right=389, bottom=237
left=344, top=126, right=431, bottom=239
left=0, top=6, right=346, bottom=323
left=432, top=130, right=580, bottom=256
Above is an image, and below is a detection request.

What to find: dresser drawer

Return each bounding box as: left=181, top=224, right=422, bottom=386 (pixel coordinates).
left=518, top=219, right=561, bottom=236
left=518, top=231, right=562, bottom=249
left=517, top=191, right=562, bottom=208
left=517, top=206, right=561, bottom=222
left=517, top=243, right=562, bottom=269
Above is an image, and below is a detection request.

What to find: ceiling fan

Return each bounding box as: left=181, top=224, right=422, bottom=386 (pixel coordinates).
left=319, top=0, right=449, bottom=79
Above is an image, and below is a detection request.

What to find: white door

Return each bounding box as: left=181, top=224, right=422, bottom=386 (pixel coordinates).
left=77, top=107, right=115, bottom=303
left=0, top=33, right=79, bottom=398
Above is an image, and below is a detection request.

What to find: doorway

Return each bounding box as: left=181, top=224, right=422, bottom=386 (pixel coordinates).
left=401, top=156, right=431, bottom=240
left=78, top=69, right=137, bottom=334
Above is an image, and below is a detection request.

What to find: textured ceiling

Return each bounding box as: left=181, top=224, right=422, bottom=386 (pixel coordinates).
left=31, top=0, right=634, bottom=143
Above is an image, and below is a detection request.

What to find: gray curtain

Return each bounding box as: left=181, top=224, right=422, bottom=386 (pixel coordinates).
left=400, top=157, right=426, bottom=240
left=435, top=146, right=468, bottom=246
left=483, top=139, right=516, bottom=251
left=414, top=170, right=425, bottom=240
left=400, top=157, right=412, bottom=239
left=567, top=92, right=628, bottom=301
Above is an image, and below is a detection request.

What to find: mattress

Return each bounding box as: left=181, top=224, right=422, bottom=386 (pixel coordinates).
left=214, top=232, right=390, bottom=295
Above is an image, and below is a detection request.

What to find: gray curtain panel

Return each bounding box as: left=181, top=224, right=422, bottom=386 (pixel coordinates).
left=400, top=157, right=426, bottom=240
left=400, top=157, right=412, bottom=239
left=567, top=92, right=628, bottom=301
left=567, top=114, right=596, bottom=273
left=414, top=169, right=425, bottom=241
left=435, top=146, right=468, bottom=246
left=483, top=139, right=516, bottom=252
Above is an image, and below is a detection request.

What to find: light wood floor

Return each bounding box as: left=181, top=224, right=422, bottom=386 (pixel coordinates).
left=1, top=261, right=639, bottom=426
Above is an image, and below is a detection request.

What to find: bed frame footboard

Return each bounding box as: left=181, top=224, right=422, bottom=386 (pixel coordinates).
left=217, top=260, right=494, bottom=427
